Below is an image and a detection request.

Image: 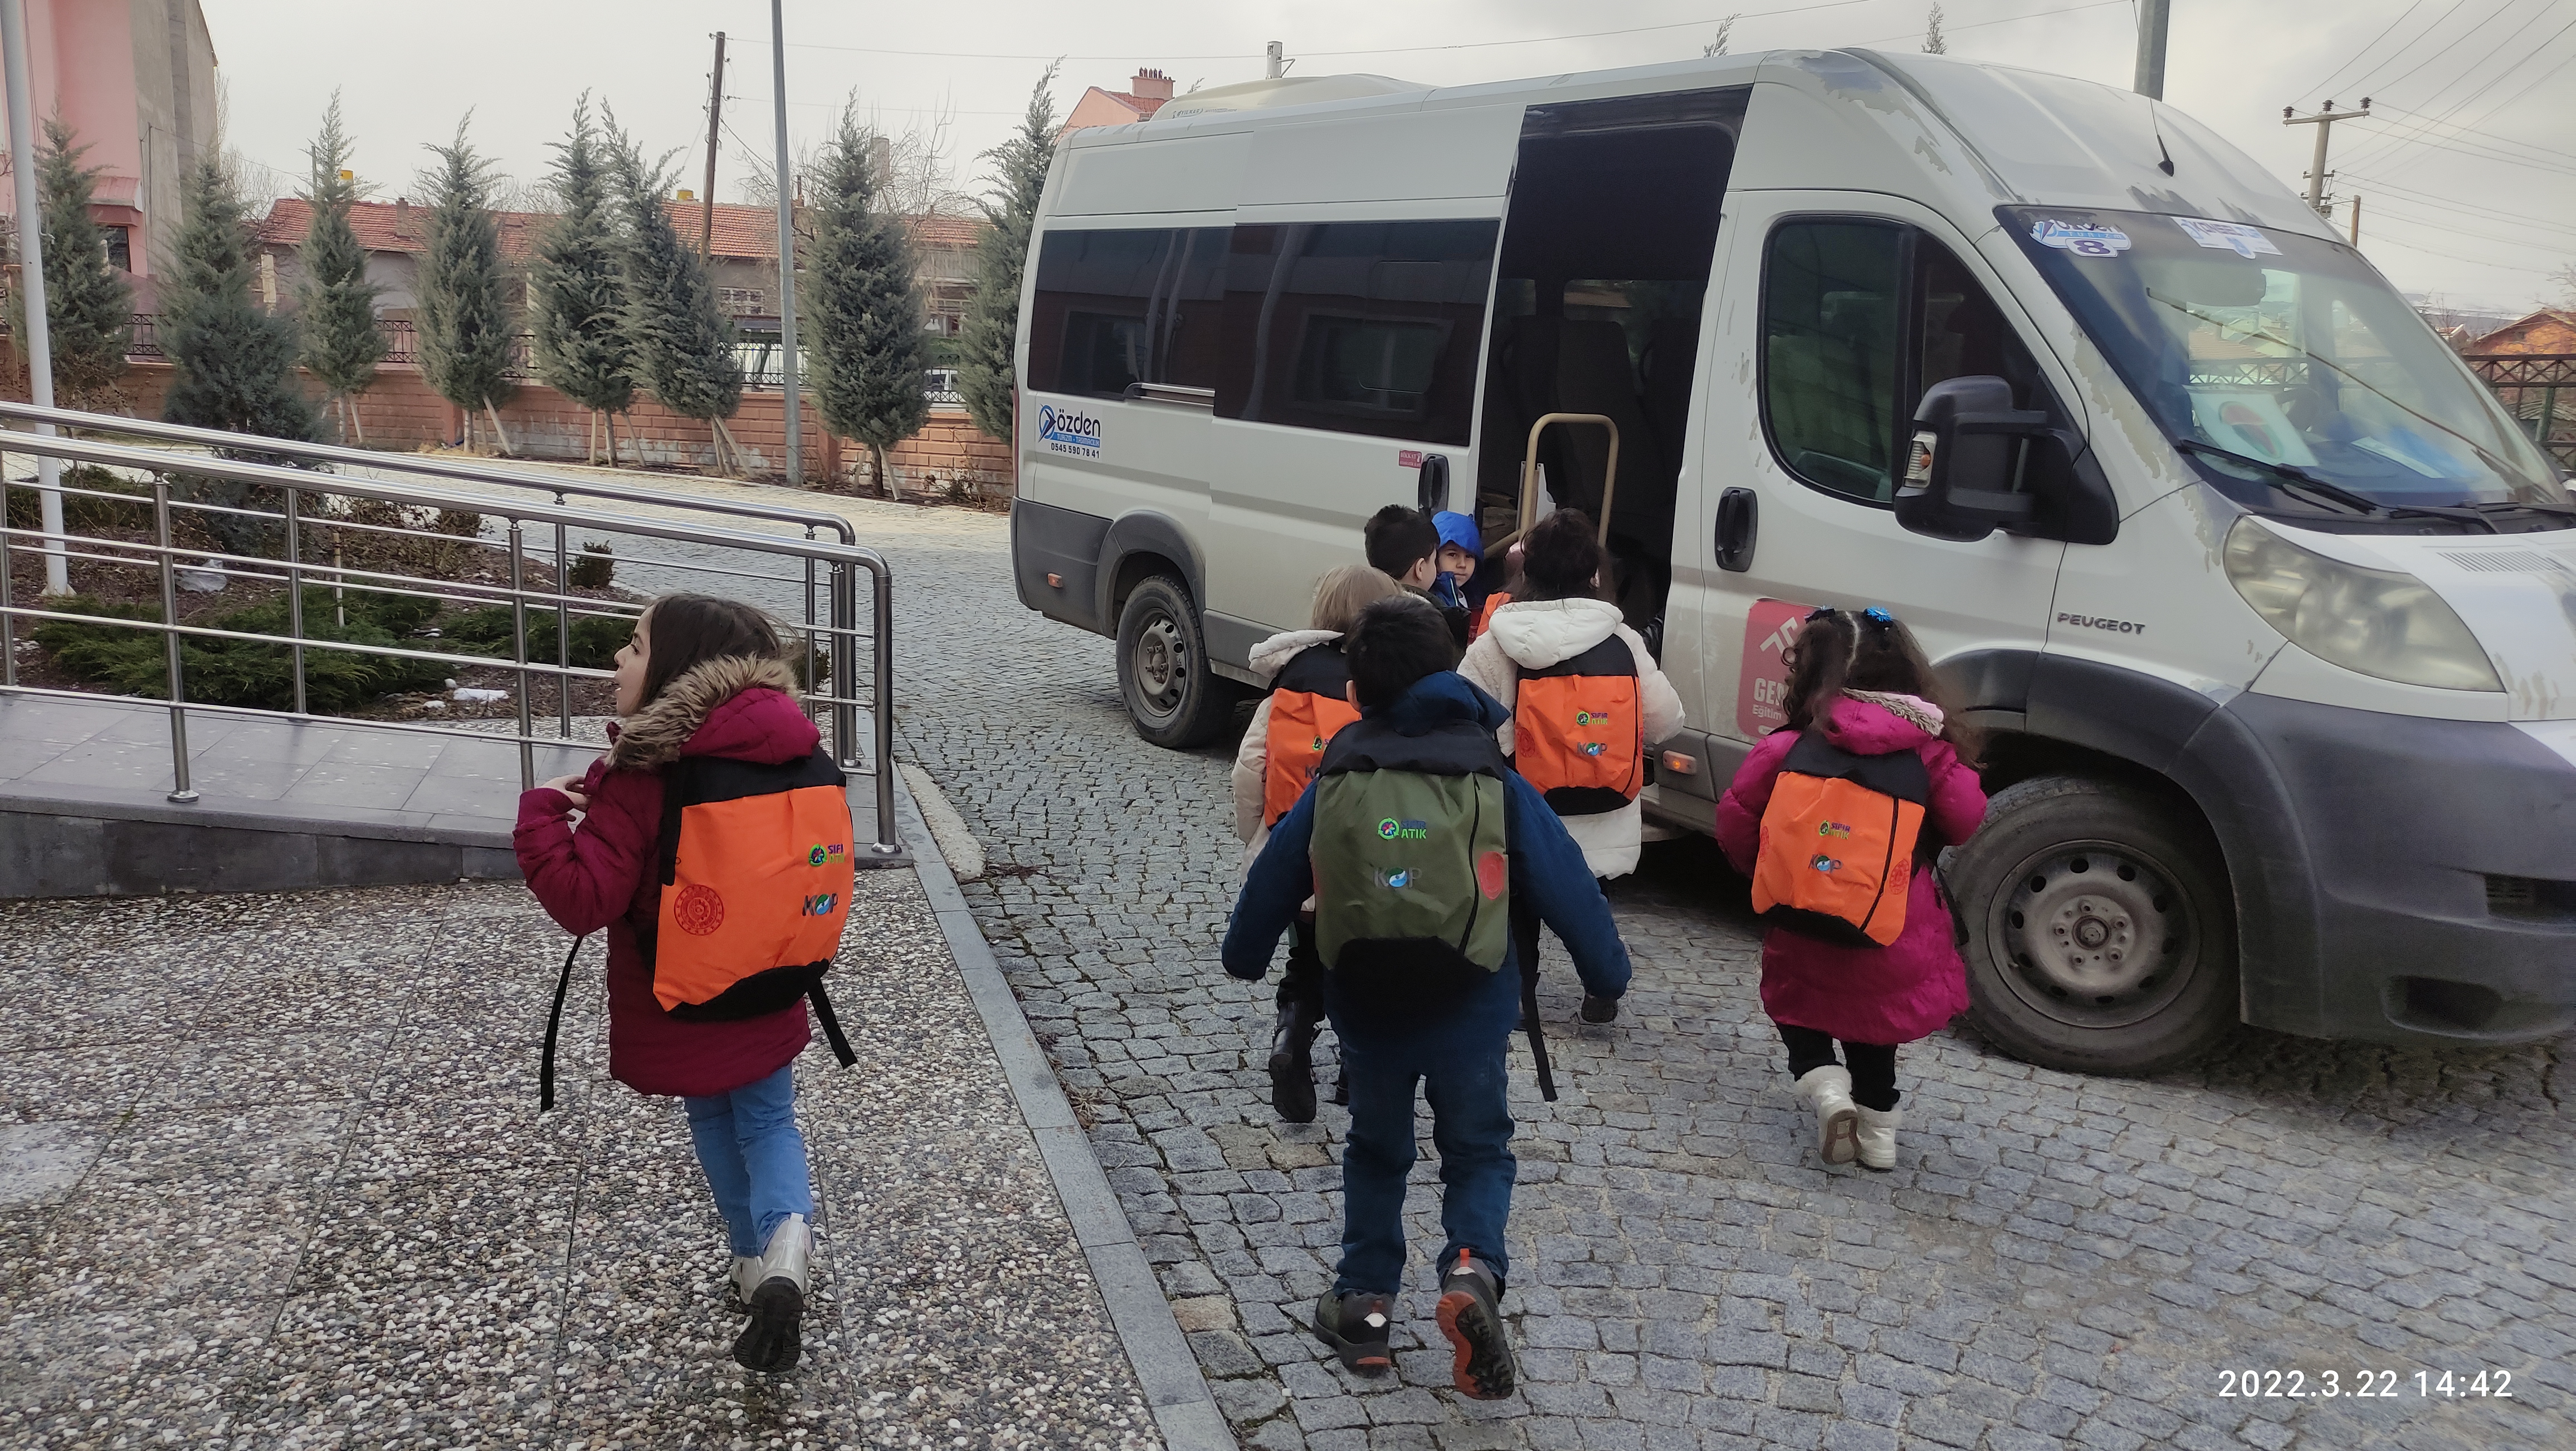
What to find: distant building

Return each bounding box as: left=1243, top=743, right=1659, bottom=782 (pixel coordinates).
left=251, top=197, right=978, bottom=337
left=2466, top=309, right=2576, bottom=356
left=1062, top=69, right=1177, bottom=132
left=0, top=0, right=218, bottom=309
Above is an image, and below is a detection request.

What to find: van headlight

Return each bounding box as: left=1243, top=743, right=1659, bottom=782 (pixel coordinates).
left=2223, top=518, right=2501, bottom=692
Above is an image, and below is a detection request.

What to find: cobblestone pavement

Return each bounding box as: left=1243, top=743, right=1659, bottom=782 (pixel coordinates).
left=813, top=497, right=2573, bottom=1451
left=0, top=870, right=1160, bottom=1450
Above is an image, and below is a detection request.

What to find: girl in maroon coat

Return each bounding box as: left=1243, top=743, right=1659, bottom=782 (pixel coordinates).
left=515, top=594, right=820, bottom=1373
left=1716, top=607, right=1988, bottom=1172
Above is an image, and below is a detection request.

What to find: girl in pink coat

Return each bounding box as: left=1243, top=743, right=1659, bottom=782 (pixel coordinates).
left=1715, top=607, right=1987, bottom=1171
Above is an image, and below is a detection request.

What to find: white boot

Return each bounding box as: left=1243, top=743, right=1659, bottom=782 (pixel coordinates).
left=1792, top=1065, right=1858, bottom=1165
left=725, top=1254, right=762, bottom=1313
left=733, top=1214, right=811, bottom=1372
left=1854, top=1105, right=1901, bottom=1171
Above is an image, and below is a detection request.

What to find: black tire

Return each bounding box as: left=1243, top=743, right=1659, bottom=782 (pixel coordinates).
left=1115, top=575, right=1232, bottom=750
left=1950, top=775, right=2238, bottom=1075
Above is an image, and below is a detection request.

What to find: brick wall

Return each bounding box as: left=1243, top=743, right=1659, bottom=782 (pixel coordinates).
left=57, top=360, right=1016, bottom=499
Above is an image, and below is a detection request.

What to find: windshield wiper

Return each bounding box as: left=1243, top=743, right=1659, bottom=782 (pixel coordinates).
left=2390, top=498, right=2576, bottom=534
left=2174, top=438, right=2385, bottom=516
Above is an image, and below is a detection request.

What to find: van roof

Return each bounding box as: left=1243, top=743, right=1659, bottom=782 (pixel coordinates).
left=1090, top=48, right=2328, bottom=244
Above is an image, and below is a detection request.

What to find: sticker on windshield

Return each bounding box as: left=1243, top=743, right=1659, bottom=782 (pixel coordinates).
left=2171, top=216, right=2281, bottom=259
left=2030, top=218, right=2131, bottom=257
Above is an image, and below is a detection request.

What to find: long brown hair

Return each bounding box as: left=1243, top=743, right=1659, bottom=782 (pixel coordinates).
left=1779, top=607, right=1981, bottom=766
left=636, top=593, right=784, bottom=708
left=1517, top=509, right=1609, bottom=603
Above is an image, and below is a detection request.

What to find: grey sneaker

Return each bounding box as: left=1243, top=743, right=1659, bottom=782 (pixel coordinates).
left=1311, top=1289, right=1395, bottom=1375
left=733, top=1214, right=810, bottom=1372
left=1434, top=1249, right=1516, bottom=1399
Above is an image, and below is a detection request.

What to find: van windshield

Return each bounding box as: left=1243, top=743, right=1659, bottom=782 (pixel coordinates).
left=2003, top=206, right=2566, bottom=512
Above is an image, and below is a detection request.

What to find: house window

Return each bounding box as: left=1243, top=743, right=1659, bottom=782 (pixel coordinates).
left=101, top=225, right=130, bottom=271
left=718, top=287, right=767, bottom=316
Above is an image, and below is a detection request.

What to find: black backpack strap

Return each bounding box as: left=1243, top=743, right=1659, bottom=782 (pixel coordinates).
left=808, top=981, right=858, bottom=1068
left=1519, top=952, right=1558, bottom=1103
left=540, top=934, right=586, bottom=1112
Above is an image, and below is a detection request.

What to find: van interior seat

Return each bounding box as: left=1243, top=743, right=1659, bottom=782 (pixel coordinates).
left=1478, top=315, right=1667, bottom=534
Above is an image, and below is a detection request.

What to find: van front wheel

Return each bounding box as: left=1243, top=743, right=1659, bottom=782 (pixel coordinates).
left=1116, top=576, right=1230, bottom=750
left=1950, top=776, right=2237, bottom=1075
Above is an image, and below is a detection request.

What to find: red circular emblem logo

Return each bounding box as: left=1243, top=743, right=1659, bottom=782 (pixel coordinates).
left=1476, top=850, right=1508, bottom=902
left=672, top=883, right=725, bottom=936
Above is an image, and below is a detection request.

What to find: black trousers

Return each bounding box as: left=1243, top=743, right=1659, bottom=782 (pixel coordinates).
left=1778, top=1024, right=1901, bottom=1112
left=1277, top=918, right=1326, bottom=1017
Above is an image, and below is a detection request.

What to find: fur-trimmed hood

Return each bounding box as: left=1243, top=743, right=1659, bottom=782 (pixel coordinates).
left=1484, top=596, right=1623, bottom=670
left=1249, top=628, right=1340, bottom=681
left=604, top=655, right=814, bottom=772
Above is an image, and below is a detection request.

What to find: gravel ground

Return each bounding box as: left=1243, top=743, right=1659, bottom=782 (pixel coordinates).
left=0, top=870, right=1161, bottom=1450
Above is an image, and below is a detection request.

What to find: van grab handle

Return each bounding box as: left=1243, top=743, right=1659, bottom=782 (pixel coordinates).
left=1499, top=412, right=1619, bottom=550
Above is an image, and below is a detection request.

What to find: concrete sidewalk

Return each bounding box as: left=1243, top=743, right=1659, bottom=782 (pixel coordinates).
left=0, top=854, right=1179, bottom=1448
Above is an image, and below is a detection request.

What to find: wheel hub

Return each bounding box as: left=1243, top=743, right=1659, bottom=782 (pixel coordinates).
left=1995, top=846, right=2194, bottom=1029
left=1133, top=616, right=1185, bottom=714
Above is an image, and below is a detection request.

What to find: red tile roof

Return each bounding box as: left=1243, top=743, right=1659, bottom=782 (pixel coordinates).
left=258, top=197, right=980, bottom=262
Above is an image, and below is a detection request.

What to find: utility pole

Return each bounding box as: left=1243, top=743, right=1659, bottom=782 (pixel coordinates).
left=1266, top=41, right=1287, bottom=80
left=1, top=0, right=65, bottom=595
left=2133, top=0, right=2169, bottom=100
left=769, top=0, right=801, bottom=488
left=2282, top=99, right=2372, bottom=217
left=2349, top=194, right=2362, bottom=246
left=700, top=31, right=725, bottom=257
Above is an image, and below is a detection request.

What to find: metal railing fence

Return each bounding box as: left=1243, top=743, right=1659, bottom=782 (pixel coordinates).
left=0, top=423, right=900, bottom=855
left=0, top=401, right=868, bottom=773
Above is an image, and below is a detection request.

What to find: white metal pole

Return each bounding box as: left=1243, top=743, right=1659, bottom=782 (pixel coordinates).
left=2133, top=0, right=2169, bottom=100
left=770, top=0, right=802, bottom=488
left=1, top=0, right=67, bottom=595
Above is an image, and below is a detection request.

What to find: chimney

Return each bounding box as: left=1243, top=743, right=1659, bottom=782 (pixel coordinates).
left=869, top=134, right=891, bottom=187
left=1130, top=67, right=1173, bottom=101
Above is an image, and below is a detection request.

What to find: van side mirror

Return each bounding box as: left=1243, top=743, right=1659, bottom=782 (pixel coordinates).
left=1417, top=453, right=1450, bottom=513
left=1896, top=377, right=2047, bottom=543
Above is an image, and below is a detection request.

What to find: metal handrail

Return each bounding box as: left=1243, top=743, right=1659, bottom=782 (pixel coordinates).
left=1497, top=412, right=1621, bottom=551
left=0, top=400, right=864, bottom=762
left=0, top=430, right=900, bottom=855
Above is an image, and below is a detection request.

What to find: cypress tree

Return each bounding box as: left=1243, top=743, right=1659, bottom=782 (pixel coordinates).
left=808, top=108, right=929, bottom=496
left=527, top=95, right=635, bottom=462
left=33, top=115, right=134, bottom=411
left=296, top=94, right=384, bottom=442
left=955, top=64, right=1056, bottom=444
left=416, top=116, right=516, bottom=451
left=604, top=106, right=744, bottom=473
left=161, top=154, right=316, bottom=554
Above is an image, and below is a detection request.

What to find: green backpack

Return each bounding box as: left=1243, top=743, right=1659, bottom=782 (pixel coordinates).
left=1310, top=717, right=1511, bottom=989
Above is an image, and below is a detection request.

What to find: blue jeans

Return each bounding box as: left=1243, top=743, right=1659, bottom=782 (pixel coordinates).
left=1334, top=1037, right=1515, bottom=1296
left=682, top=1063, right=814, bottom=1257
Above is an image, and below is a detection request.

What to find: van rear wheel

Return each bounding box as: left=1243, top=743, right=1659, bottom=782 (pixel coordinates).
left=1116, top=576, right=1231, bottom=750
left=1950, top=776, right=2237, bottom=1075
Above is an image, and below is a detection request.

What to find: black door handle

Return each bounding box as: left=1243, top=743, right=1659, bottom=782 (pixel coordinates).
left=1716, top=488, right=1757, bottom=572
left=1417, top=454, right=1450, bottom=513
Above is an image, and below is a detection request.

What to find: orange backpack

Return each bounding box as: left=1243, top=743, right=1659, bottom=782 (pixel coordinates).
left=1262, top=644, right=1363, bottom=826
left=541, top=747, right=858, bottom=1109
left=1513, top=635, right=1644, bottom=816
left=1471, top=592, right=1510, bottom=642
left=1750, top=732, right=1930, bottom=947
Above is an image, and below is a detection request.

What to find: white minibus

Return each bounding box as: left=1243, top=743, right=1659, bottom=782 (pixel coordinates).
left=1006, top=50, right=2576, bottom=1073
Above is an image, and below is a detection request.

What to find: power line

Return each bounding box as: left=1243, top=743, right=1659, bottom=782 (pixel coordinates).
left=2371, top=103, right=2570, bottom=162
left=2338, top=22, right=2576, bottom=174
left=2341, top=174, right=2576, bottom=238
left=2355, top=0, right=2530, bottom=108
left=2335, top=0, right=2477, bottom=97
left=1852, top=0, right=2128, bottom=46
left=2307, top=0, right=2428, bottom=101
left=2363, top=198, right=2573, bottom=254
left=2363, top=231, right=2553, bottom=275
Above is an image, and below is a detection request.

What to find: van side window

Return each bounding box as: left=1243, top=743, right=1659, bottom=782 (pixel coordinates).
left=1762, top=221, right=2059, bottom=506
left=1026, top=227, right=1228, bottom=400
left=1218, top=220, right=1499, bottom=445
left=1762, top=222, right=1904, bottom=500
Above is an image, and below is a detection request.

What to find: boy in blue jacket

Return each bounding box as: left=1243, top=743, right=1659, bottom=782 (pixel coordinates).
left=1222, top=595, right=1633, bottom=1400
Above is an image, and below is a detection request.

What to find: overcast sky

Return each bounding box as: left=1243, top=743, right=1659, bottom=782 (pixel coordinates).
left=204, top=0, right=2574, bottom=314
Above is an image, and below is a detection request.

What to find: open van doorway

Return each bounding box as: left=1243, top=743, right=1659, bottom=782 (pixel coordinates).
left=1474, top=87, right=1746, bottom=653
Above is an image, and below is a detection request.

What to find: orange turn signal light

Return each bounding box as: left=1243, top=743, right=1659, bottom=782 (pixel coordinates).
left=1046, top=572, right=1064, bottom=588
left=1660, top=750, right=1698, bottom=775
